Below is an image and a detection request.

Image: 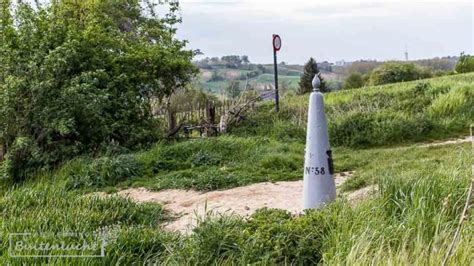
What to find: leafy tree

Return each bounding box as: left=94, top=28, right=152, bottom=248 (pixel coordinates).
left=298, top=58, right=327, bottom=94
left=414, top=57, right=456, bottom=72
left=221, top=55, right=242, bottom=69
left=455, top=52, right=474, bottom=73
left=346, top=60, right=382, bottom=75
left=242, top=55, right=250, bottom=64
left=0, top=0, right=197, bottom=181
left=343, top=73, right=364, bottom=90
left=369, top=62, right=431, bottom=85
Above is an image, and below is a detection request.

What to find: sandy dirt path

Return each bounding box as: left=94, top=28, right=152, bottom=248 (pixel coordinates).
left=106, top=172, right=357, bottom=233
left=97, top=136, right=470, bottom=233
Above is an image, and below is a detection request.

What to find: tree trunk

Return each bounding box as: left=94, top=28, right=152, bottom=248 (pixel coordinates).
left=166, top=98, right=176, bottom=135
left=168, top=110, right=176, bottom=133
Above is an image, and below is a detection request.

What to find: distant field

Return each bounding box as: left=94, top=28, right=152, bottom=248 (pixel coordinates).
left=254, top=74, right=301, bottom=88
left=196, top=64, right=341, bottom=94
left=198, top=72, right=302, bottom=93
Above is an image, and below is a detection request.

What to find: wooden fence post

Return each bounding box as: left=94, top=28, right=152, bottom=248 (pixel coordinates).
left=0, top=142, right=4, bottom=162
left=206, top=100, right=216, bottom=125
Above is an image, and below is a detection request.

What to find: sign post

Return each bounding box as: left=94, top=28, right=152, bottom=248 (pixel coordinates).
left=272, top=34, right=281, bottom=112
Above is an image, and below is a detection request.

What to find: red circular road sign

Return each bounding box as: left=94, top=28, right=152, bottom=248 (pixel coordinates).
left=273, top=34, right=281, bottom=51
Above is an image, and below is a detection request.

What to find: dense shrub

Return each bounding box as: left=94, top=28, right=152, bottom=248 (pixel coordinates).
left=343, top=72, right=364, bottom=89
left=369, top=62, right=432, bottom=85
left=0, top=1, right=196, bottom=181
left=455, top=52, right=474, bottom=73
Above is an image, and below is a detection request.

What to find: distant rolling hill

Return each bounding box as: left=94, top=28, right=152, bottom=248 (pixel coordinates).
left=195, top=64, right=342, bottom=97
left=193, top=56, right=458, bottom=97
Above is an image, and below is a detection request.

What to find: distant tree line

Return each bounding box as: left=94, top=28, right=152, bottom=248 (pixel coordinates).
left=196, top=55, right=250, bottom=69
left=341, top=54, right=472, bottom=90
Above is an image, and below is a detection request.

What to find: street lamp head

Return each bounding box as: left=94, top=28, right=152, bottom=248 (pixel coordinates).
left=312, top=74, right=321, bottom=91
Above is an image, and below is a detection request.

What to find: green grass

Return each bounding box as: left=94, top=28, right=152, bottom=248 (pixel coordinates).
left=1, top=141, right=471, bottom=264
left=0, top=175, right=178, bottom=264
left=232, top=73, right=474, bottom=147
left=0, top=73, right=473, bottom=264
left=54, top=132, right=470, bottom=196
left=255, top=73, right=300, bottom=86
left=160, top=143, right=473, bottom=265
left=60, top=136, right=304, bottom=192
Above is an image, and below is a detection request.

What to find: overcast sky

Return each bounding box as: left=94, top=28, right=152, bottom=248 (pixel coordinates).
left=174, top=0, right=473, bottom=64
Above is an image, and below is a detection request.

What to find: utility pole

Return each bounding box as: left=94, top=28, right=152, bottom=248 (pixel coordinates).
left=272, top=34, right=281, bottom=112
left=405, top=45, right=409, bottom=61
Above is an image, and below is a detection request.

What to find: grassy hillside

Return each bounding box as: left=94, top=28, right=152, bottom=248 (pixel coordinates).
left=195, top=56, right=460, bottom=96
left=1, top=139, right=472, bottom=264
left=233, top=73, right=474, bottom=147
left=0, top=73, right=472, bottom=264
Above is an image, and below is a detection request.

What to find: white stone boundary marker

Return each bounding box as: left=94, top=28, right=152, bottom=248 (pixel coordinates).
left=302, top=74, right=336, bottom=210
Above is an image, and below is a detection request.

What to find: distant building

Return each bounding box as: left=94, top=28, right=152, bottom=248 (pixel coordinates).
left=335, top=60, right=347, bottom=66
left=319, top=61, right=334, bottom=72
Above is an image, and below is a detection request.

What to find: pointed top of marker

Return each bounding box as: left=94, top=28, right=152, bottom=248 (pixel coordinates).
left=312, top=74, right=321, bottom=92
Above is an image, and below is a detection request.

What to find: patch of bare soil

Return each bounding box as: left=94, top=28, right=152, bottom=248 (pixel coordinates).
left=102, top=172, right=355, bottom=233
left=418, top=136, right=471, bottom=148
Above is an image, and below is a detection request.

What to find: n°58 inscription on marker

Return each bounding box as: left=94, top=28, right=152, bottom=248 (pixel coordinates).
left=305, top=166, right=326, bottom=176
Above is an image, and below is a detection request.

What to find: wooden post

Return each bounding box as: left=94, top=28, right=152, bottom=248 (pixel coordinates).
left=206, top=100, right=217, bottom=136
left=206, top=101, right=216, bottom=125
left=0, top=142, right=4, bottom=162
